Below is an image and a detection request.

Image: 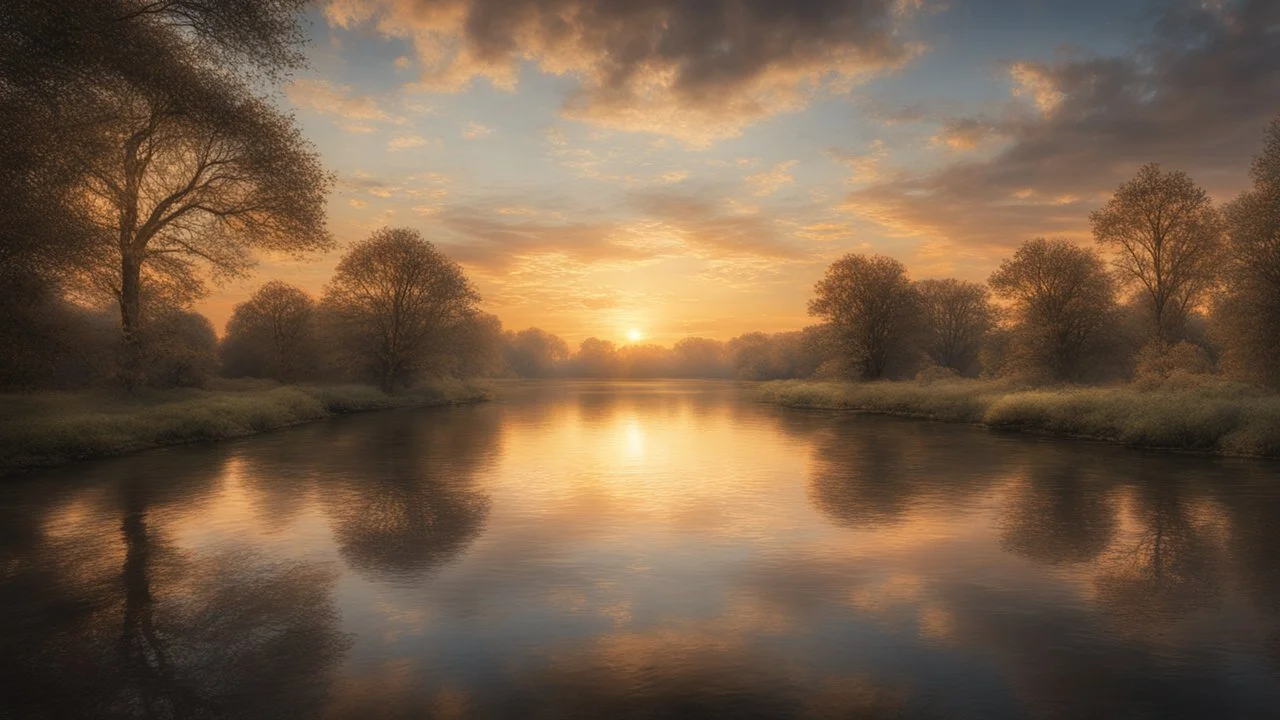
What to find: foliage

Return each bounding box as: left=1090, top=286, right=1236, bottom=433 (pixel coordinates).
left=809, top=254, right=921, bottom=379
left=1, top=0, right=328, bottom=389
left=1214, top=118, right=1280, bottom=388
left=139, top=308, right=219, bottom=388
left=502, top=328, right=571, bottom=377
left=220, top=281, right=318, bottom=382
left=321, top=227, right=481, bottom=392
left=915, top=278, right=995, bottom=376
left=0, top=380, right=491, bottom=474
left=760, top=379, right=1280, bottom=456
left=1091, top=163, right=1223, bottom=343
left=1132, top=340, right=1214, bottom=388
left=989, top=238, right=1121, bottom=383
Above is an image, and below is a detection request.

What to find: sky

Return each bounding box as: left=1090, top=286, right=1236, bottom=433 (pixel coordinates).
left=196, top=0, right=1280, bottom=346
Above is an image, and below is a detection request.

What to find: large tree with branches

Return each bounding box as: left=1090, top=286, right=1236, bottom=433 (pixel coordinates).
left=2, top=0, right=329, bottom=386
left=1090, top=163, right=1223, bottom=344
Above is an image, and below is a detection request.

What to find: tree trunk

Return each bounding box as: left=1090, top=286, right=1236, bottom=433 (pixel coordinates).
left=119, top=253, right=144, bottom=390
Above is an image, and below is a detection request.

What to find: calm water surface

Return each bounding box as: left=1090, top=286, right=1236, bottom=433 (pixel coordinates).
left=4, top=380, right=1280, bottom=719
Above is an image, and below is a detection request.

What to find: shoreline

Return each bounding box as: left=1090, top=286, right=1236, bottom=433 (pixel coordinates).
left=757, top=379, right=1280, bottom=459
left=0, top=380, right=493, bottom=476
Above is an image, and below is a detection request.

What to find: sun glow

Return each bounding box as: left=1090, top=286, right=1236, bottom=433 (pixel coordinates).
left=626, top=328, right=643, bottom=343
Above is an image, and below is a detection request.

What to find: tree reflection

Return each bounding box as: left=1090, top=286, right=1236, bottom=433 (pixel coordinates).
left=1096, top=481, right=1222, bottom=625
left=0, top=465, right=351, bottom=719
left=317, top=408, right=498, bottom=582
left=803, top=417, right=1011, bottom=529
left=1212, top=469, right=1280, bottom=672
left=999, top=459, right=1117, bottom=564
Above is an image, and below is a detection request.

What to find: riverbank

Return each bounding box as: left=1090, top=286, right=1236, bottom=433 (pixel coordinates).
left=0, top=379, right=492, bottom=475
left=758, top=379, right=1280, bottom=457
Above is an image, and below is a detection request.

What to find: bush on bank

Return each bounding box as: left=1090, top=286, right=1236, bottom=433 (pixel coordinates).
left=758, top=378, right=1280, bottom=457
left=0, top=380, right=491, bottom=474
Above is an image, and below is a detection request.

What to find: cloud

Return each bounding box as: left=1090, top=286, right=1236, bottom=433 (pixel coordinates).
left=841, top=0, right=1280, bottom=275
left=429, top=206, right=646, bottom=272
left=745, top=161, right=799, bottom=196
left=386, top=135, right=428, bottom=151
left=930, top=117, right=1003, bottom=151
left=1008, top=61, right=1066, bottom=115
left=461, top=121, right=493, bottom=139
left=323, top=0, right=927, bottom=145
left=628, top=192, right=808, bottom=260
left=286, top=78, right=405, bottom=131
left=828, top=141, right=891, bottom=184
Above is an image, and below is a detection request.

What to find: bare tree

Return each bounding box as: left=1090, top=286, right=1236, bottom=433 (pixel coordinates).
left=988, top=238, right=1119, bottom=383
left=220, top=281, right=316, bottom=382
left=321, top=228, right=480, bottom=393
left=1215, top=118, right=1280, bottom=387
left=915, top=278, right=995, bottom=376
left=1090, top=163, right=1223, bottom=343
left=809, top=254, right=920, bottom=379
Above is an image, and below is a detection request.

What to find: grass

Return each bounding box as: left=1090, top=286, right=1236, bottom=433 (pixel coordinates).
left=0, top=379, right=492, bottom=474
left=757, top=378, right=1280, bottom=457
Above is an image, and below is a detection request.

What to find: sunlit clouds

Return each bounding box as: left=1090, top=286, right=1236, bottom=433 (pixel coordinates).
left=196, top=0, right=1280, bottom=345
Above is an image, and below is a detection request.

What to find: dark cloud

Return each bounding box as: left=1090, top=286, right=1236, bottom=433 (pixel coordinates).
left=326, top=0, right=924, bottom=143
left=845, top=0, right=1280, bottom=269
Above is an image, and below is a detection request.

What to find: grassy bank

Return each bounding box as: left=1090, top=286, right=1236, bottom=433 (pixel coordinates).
left=758, top=379, right=1280, bottom=457
left=0, top=379, right=492, bottom=474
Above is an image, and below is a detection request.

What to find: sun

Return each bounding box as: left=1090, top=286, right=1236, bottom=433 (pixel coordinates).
left=626, top=328, right=643, bottom=343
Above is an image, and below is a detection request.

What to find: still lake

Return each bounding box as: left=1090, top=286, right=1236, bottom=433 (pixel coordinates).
left=3, top=380, right=1280, bottom=719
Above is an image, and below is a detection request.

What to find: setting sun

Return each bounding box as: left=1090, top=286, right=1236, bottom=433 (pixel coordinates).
left=626, top=328, right=643, bottom=343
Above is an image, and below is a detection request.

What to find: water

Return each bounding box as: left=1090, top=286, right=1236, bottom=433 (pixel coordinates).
left=3, top=380, right=1280, bottom=719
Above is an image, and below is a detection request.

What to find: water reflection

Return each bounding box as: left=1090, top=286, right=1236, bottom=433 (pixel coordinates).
left=804, top=415, right=1010, bottom=529
left=317, top=411, right=497, bottom=582
left=2, top=381, right=1280, bottom=718
left=999, top=457, right=1117, bottom=564
left=1096, top=481, right=1224, bottom=626
left=0, top=451, right=350, bottom=719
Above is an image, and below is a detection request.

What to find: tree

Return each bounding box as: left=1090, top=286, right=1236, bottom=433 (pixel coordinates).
left=72, top=76, right=332, bottom=387
left=988, top=238, right=1119, bottom=383
left=321, top=228, right=480, bottom=392
left=2, top=1, right=326, bottom=388
left=220, top=281, right=317, bottom=382
left=450, top=312, right=505, bottom=378
left=572, top=338, right=620, bottom=378
left=1215, top=118, right=1280, bottom=387
left=671, top=337, right=730, bottom=378
left=140, top=308, right=219, bottom=388
left=503, top=328, right=570, bottom=377
left=915, top=278, right=995, bottom=376
left=809, top=254, right=920, bottom=379
left=1090, top=163, right=1223, bottom=343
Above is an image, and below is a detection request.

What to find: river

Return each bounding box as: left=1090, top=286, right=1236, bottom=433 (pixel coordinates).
left=3, top=380, right=1280, bottom=718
